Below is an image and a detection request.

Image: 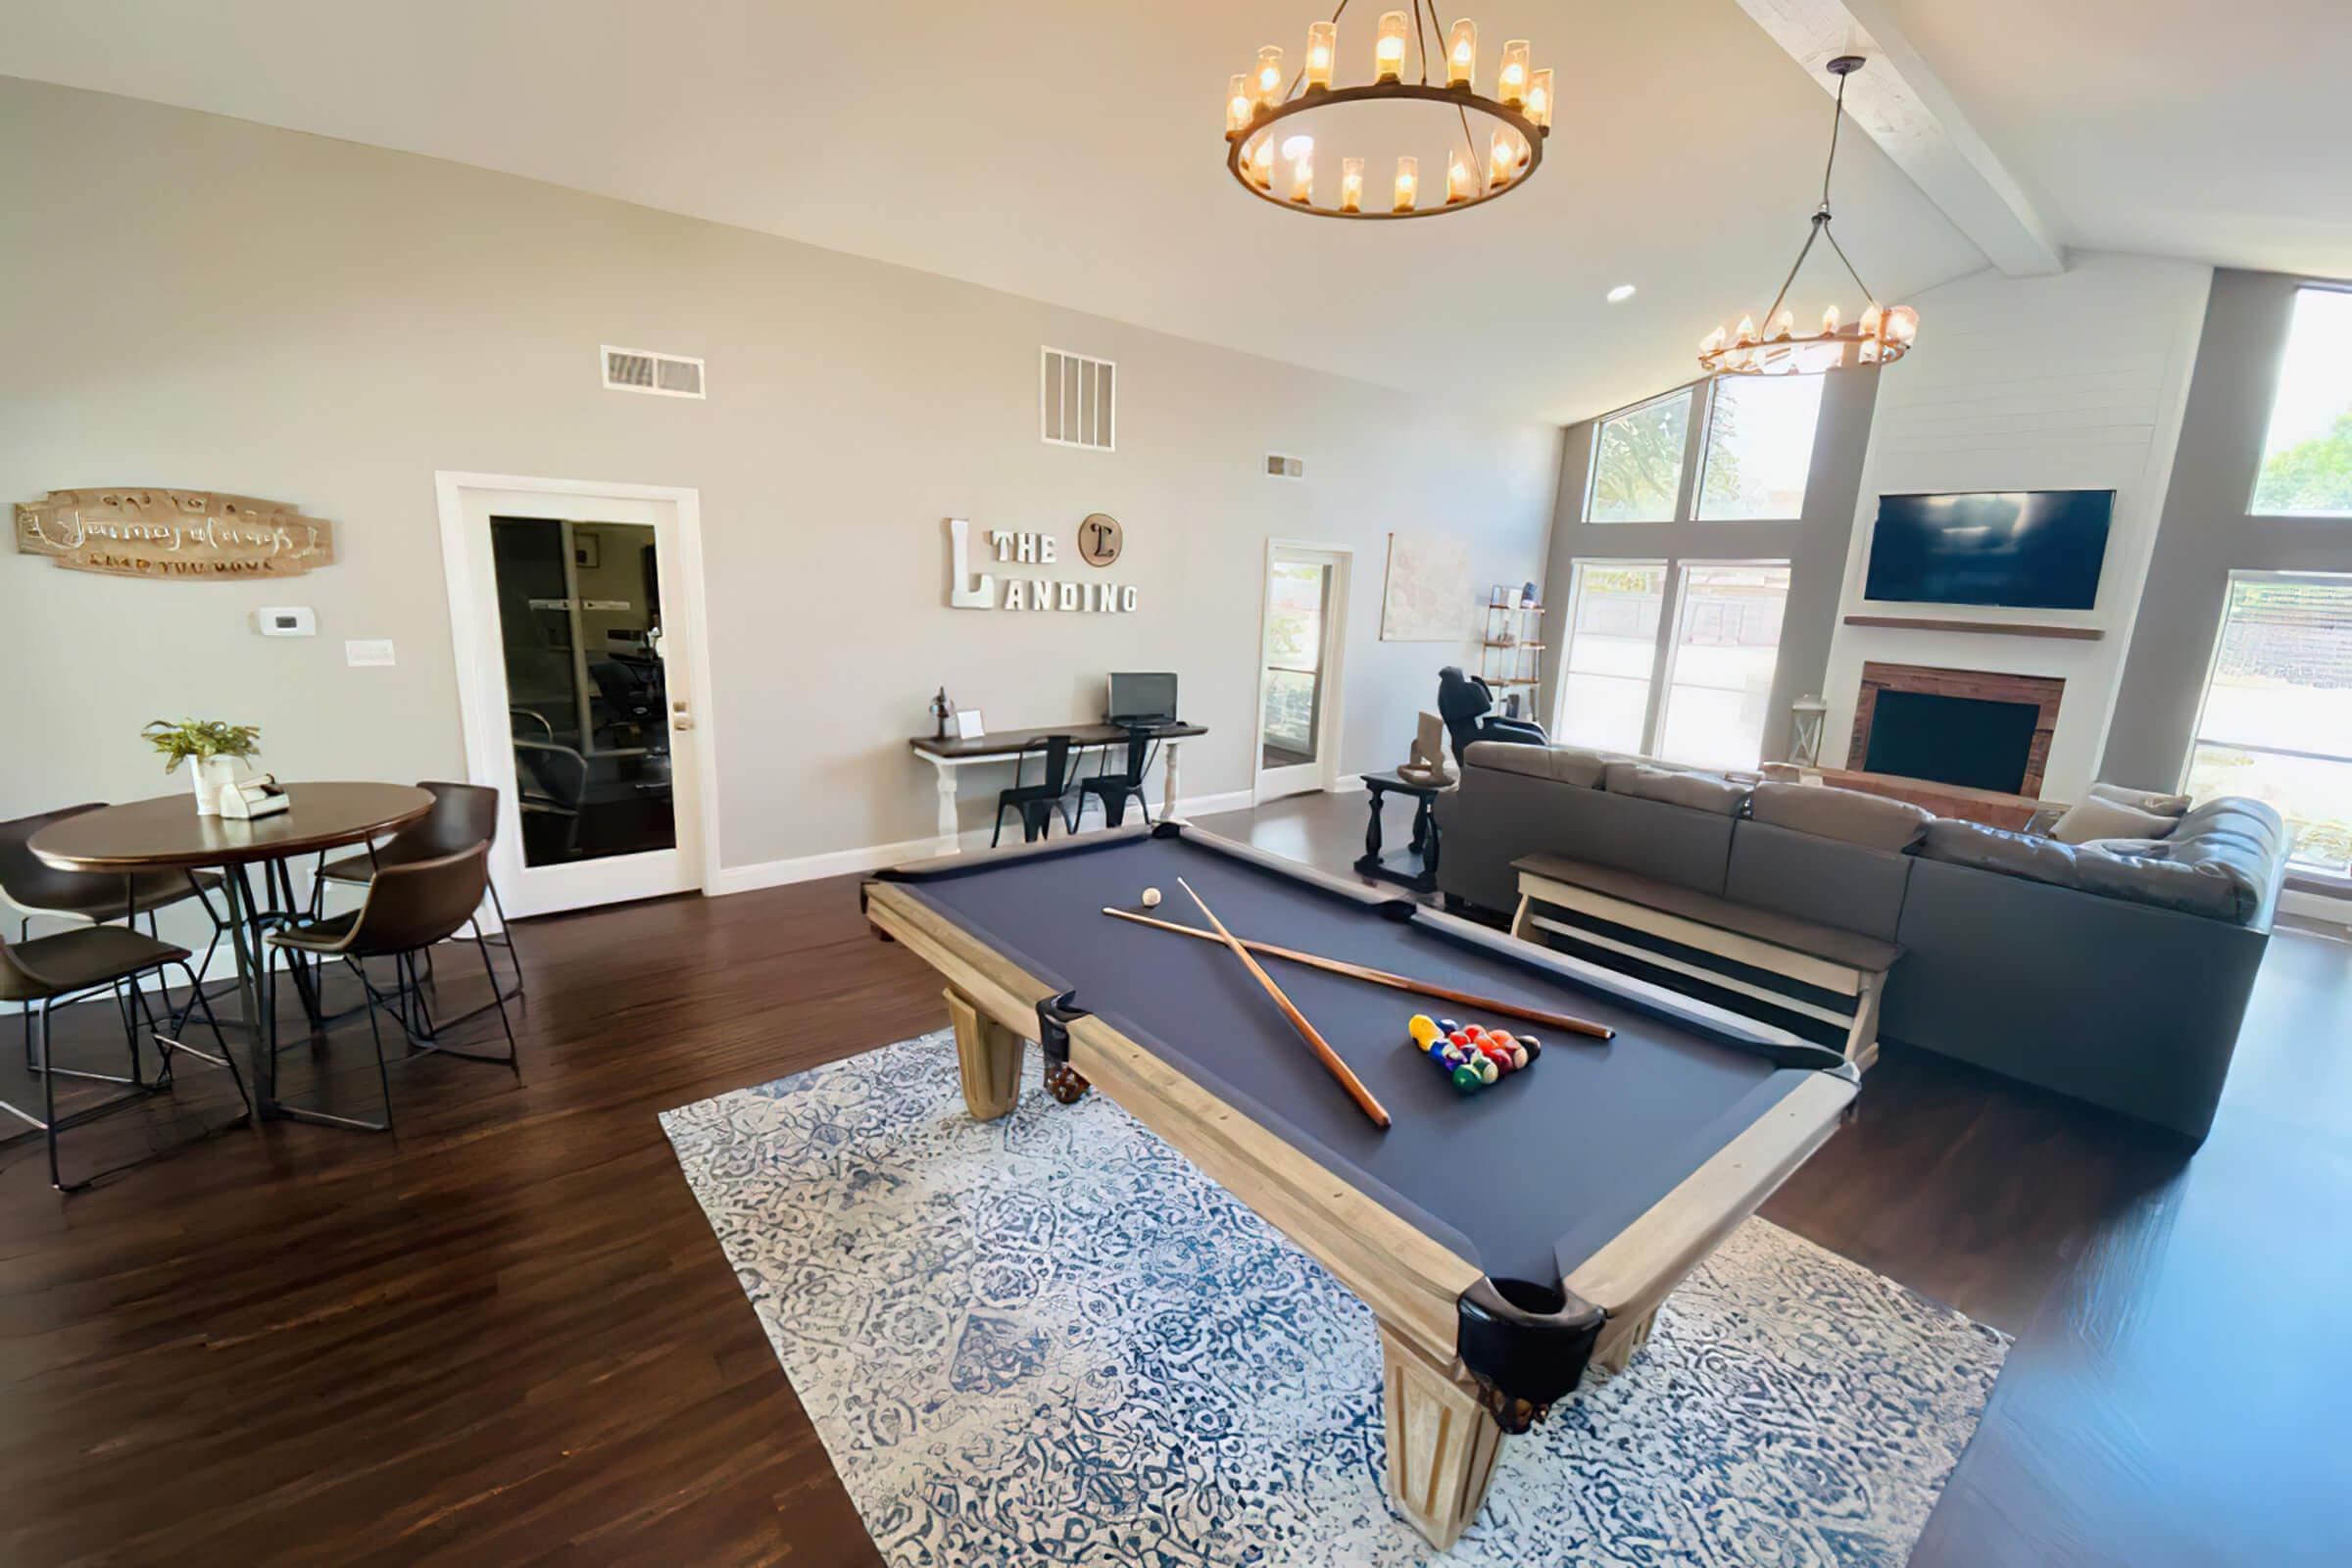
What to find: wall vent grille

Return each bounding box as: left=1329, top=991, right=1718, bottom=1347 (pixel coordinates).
left=1265, top=452, right=1305, bottom=479
left=1041, top=347, right=1115, bottom=450
left=603, top=345, right=706, bottom=399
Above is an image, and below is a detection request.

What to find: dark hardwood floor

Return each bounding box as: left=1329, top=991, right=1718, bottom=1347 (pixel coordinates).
left=4, top=792, right=2347, bottom=1566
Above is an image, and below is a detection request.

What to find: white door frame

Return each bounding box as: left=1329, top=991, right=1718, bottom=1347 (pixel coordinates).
left=1251, top=539, right=1353, bottom=805
left=433, top=470, right=722, bottom=915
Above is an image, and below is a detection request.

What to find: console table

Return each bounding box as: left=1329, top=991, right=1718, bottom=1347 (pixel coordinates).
left=909, top=722, right=1207, bottom=856
left=1353, top=770, right=1447, bottom=895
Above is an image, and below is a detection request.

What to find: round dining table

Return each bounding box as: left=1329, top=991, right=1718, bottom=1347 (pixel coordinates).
left=30, top=782, right=434, bottom=1125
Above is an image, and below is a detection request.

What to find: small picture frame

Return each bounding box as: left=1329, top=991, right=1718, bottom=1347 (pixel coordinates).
left=954, top=709, right=987, bottom=741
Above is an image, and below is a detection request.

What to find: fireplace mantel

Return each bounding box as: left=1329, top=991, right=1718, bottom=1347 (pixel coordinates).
left=1848, top=662, right=2066, bottom=799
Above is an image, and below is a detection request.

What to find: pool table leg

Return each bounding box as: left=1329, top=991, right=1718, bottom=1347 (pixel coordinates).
left=1591, top=1305, right=1657, bottom=1374
left=943, top=987, right=1022, bottom=1121
left=1379, top=1325, right=1503, bottom=1550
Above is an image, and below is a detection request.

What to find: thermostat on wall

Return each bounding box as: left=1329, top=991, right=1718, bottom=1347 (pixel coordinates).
left=255, top=607, right=316, bottom=637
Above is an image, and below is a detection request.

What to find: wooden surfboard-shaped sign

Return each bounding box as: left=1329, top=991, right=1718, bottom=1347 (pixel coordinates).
left=14, top=488, right=335, bottom=580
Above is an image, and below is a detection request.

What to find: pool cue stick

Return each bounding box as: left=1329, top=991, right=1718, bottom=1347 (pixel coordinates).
left=1174, top=878, right=1392, bottom=1130
left=1102, top=906, right=1615, bottom=1041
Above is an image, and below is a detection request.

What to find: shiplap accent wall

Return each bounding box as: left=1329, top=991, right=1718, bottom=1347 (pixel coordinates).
left=1819, top=253, right=2214, bottom=800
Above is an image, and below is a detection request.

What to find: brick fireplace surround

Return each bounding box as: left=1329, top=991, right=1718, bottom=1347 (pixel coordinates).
left=1848, top=662, right=2067, bottom=799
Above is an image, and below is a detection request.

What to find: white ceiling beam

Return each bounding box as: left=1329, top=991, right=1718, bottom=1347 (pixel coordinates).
left=1732, top=0, right=2066, bottom=276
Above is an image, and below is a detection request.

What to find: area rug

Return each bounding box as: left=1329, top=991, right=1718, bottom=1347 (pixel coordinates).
left=662, top=1031, right=2006, bottom=1566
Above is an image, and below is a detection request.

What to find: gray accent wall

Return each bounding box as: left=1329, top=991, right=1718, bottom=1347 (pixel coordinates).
left=0, top=79, right=1563, bottom=904
left=2102, top=269, right=2352, bottom=789
left=1534, top=368, right=1879, bottom=763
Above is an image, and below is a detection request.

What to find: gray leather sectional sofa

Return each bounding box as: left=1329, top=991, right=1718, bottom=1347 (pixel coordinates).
left=1435, top=741, right=2291, bottom=1142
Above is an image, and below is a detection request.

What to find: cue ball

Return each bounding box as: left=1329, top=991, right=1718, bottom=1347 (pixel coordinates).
left=1141, top=888, right=1162, bottom=907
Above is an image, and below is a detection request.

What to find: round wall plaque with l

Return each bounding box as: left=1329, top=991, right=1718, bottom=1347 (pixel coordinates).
left=1077, top=514, right=1122, bottom=567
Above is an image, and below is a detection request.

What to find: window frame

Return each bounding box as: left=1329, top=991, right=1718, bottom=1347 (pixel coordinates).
left=2247, top=282, right=2352, bottom=520
left=1553, top=557, right=1670, bottom=753
left=2179, top=566, right=2352, bottom=881
left=1693, top=373, right=1829, bottom=522
left=1584, top=387, right=1697, bottom=525
left=1652, top=558, right=1794, bottom=769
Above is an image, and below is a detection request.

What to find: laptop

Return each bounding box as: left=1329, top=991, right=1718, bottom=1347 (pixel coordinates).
left=1106, top=671, right=1179, bottom=729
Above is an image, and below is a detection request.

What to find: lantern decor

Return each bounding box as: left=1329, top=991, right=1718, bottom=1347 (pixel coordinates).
left=1224, top=3, right=1549, bottom=220
left=1697, top=56, right=1920, bottom=376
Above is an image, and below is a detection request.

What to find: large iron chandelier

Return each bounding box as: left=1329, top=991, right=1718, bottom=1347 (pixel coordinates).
left=1223, top=4, right=1551, bottom=220
left=1698, top=56, right=1919, bottom=376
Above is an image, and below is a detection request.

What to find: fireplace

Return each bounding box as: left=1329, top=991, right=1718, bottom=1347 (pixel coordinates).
left=1849, top=662, right=2064, bottom=798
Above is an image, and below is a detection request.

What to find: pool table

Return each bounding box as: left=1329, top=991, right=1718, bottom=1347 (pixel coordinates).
left=862, top=822, right=1859, bottom=1547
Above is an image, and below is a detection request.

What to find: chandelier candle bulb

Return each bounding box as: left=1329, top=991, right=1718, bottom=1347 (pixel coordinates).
left=1255, top=45, right=1285, bottom=105
left=1446, top=19, right=1478, bottom=87
left=1305, top=21, right=1336, bottom=89
left=1341, top=157, right=1365, bottom=213
left=1487, top=127, right=1517, bottom=188
left=1498, top=40, right=1530, bottom=104
left=1527, top=67, right=1554, bottom=128
left=1289, top=155, right=1314, bottom=203
left=1446, top=152, right=1477, bottom=203
left=1822, top=303, right=1842, bottom=334
left=1735, top=313, right=1759, bottom=345
left=1394, top=154, right=1418, bottom=211
left=1249, top=136, right=1274, bottom=188
left=1886, top=305, right=1921, bottom=345
left=1374, top=12, right=1409, bottom=81
left=1226, top=74, right=1254, bottom=136
left=1770, top=309, right=1795, bottom=340
left=1859, top=303, right=1883, bottom=340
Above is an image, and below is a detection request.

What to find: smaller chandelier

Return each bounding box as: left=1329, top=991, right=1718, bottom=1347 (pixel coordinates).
left=1699, top=56, right=1918, bottom=376
left=1224, top=4, right=1550, bottom=220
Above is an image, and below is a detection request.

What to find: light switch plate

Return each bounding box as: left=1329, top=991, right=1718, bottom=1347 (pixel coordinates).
left=345, top=638, right=396, bottom=667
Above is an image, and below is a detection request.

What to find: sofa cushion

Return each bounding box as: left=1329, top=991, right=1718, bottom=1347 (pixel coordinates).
left=1725, top=818, right=1914, bottom=942
left=2082, top=836, right=2173, bottom=858
left=1748, top=781, right=1934, bottom=851
left=1919, top=818, right=2084, bottom=891
left=1462, top=740, right=1611, bottom=788
left=2050, top=795, right=2180, bottom=845
left=2074, top=845, right=2252, bottom=922
left=2087, top=782, right=2191, bottom=817
left=1602, top=762, right=1749, bottom=816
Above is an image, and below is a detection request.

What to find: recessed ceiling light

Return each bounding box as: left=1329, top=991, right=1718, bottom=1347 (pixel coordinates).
left=1606, top=284, right=1637, bottom=303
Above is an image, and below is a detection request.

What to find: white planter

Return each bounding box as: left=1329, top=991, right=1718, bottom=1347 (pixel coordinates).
left=190, top=756, right=242, bottom=816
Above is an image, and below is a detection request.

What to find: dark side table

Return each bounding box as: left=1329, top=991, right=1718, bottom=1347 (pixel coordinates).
left=1354, top=771, right=1448, bottom=896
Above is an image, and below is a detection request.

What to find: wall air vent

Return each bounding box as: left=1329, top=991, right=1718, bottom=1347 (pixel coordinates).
left=1266, top=453, right=1305, bottom=479
left=1042, top=347, right=1115, bottom=450
left=603, top=345, right=706, bottom=399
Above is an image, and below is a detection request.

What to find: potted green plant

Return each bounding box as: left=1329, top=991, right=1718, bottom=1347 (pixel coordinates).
left=144, top=718, right=262, bottom=816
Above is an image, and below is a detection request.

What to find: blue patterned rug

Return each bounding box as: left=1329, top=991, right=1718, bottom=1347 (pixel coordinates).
left=662, top=1031, right=2006, bottom=1565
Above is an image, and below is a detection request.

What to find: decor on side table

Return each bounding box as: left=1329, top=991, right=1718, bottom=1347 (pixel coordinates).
left=143, top=718, right=261, bottom=816
left=1788, top=694, right=1828, bottom=767
left=1396, top=710, right=1457, bottom=789
left=1222, top=5, right=1552, bottom=221
left=1696, top=57, right=1919, bottom=376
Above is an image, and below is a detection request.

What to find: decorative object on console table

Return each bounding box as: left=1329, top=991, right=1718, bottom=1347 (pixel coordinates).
left=953, top=709, right=986, bottom=741
left=1357, top=769, right=1448, bottom=896
left=142, top=718, right=261, bottom=816
left=928, top=688, right=953, bottom=741
left=16, top=489, right=335, bottom=580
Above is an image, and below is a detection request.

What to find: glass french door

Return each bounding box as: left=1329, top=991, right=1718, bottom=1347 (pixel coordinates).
left=444, top=479, right=706, bottom=917
left=1256, top=546, right=1347, bottom=801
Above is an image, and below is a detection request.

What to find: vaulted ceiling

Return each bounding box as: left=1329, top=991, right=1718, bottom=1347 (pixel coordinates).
left=3, top=1, right=2342, bottom=423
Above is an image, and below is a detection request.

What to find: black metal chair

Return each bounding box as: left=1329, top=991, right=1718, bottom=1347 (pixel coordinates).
left=0, top=804, right=233, bottom=1033
left=1073, top=729, right=1157, bottom=832
left=265, top=844, right=518, bottom=1133
left=994, top=734, right=1078, bottom=847
left=1, top=921, right=245, bottom=1190
left=311, top=782, right=521, bottom=1002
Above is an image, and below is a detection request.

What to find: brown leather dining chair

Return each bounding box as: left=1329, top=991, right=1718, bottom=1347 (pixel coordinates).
left=0, top=805, right=234, bottom=1037
left=1, top=919, right=245, bottom=1190
left=267, top=843, right=518, bottom=1133
left=309, top=781, right=522, bottom=1001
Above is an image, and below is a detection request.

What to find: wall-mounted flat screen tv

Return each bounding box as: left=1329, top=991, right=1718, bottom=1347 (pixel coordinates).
left=1863, top=490, right=2114, bottom=611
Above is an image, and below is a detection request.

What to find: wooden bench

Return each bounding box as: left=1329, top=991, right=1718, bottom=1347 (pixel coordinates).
left=1510, top=853, right=1899, bottom=1068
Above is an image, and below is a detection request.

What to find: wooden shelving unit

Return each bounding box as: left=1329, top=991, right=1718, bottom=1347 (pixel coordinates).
left=1479, top=598, right=1544, bottom=718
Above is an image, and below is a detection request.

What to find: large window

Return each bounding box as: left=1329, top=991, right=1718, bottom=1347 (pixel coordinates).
left=2184, top=570, right=2352, bottom=878
left=1697, top=376, right=1827, bottom=520
left=1587, top=391, right=1691, bottom=523
left=2251, top=287, right=2352, bottom=517
left=1554, top=559, right=1790, bottom=770
left=1556, top=561, right=1666, bottom=752
left=1655, top=564, right=1792, bottom=769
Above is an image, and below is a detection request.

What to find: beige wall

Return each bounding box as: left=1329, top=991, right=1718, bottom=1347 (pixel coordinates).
left=0, top=80, right=1561, bottom=895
